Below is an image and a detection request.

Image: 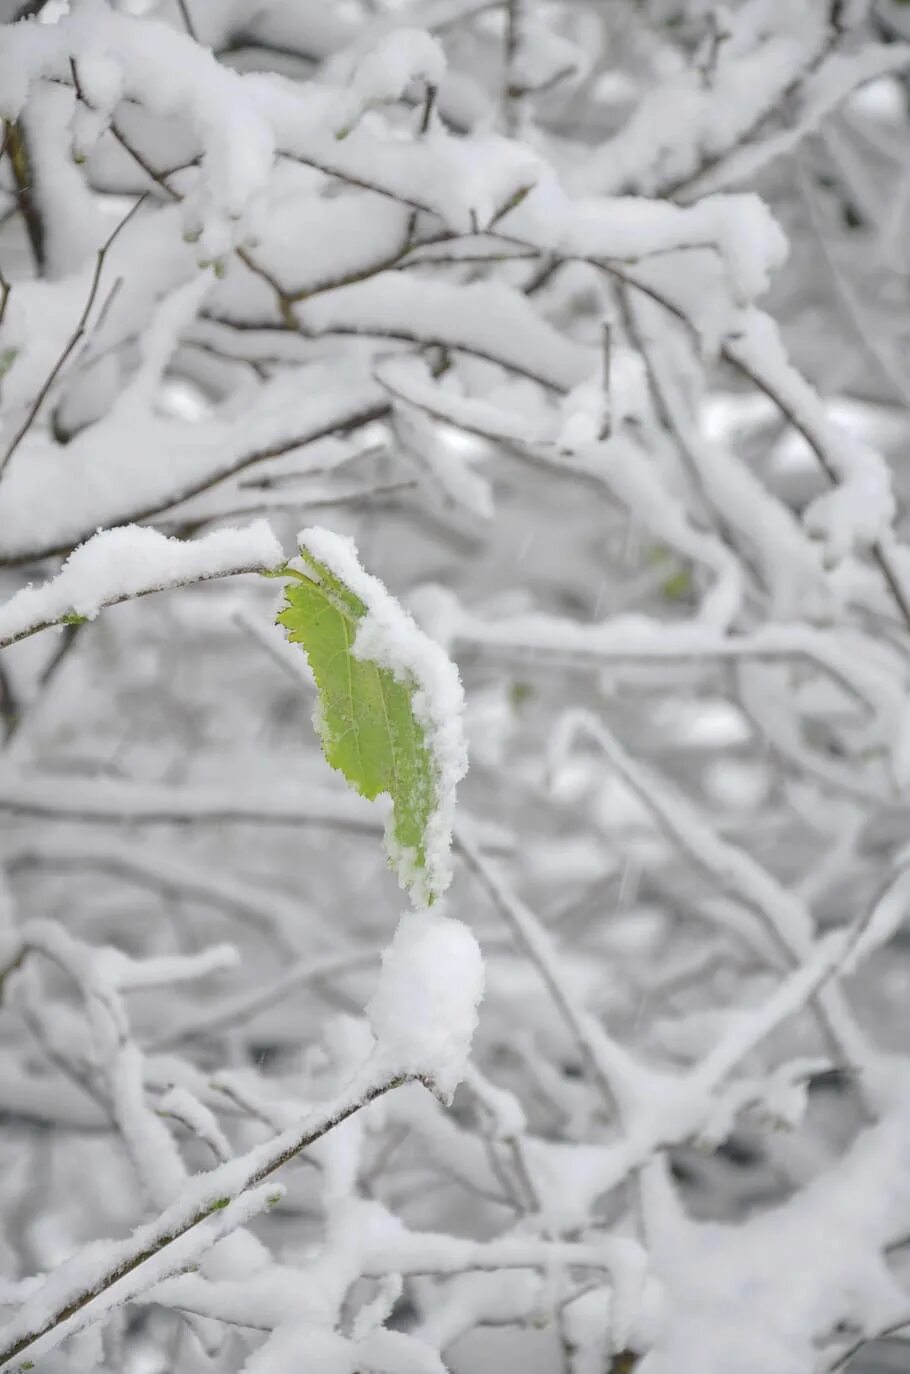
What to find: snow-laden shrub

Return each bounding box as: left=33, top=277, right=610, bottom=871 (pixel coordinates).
left=2, top=2, right=910, bottom=1372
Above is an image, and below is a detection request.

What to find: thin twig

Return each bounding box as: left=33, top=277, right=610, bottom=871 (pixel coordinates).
left=406, top=83, right=438, bottom=244
left=0, top=264, right=10, bottom=328
left=560, top=710, right=874, bottom=1087
left=599, top=320, right=612, bottom=440
left=2, top=621, right=80, bottom=748
left=0, top=194, right=147, bottom=481
left=455, top=823, right=625, bottom=1122
left=148, top=947, right=381, bottom=1050
left=0, top=658, right=18, bottom=740
left=175, top=0, right=197, bottom=41
left=822, top=1317, right=910, bottom=1372
left=5, top=120, right=44, bottom=271
left=502, top=0, right=525, bottom=136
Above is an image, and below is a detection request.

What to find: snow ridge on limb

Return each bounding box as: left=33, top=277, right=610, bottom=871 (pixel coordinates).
left=0, top=521, right=283, bottom=649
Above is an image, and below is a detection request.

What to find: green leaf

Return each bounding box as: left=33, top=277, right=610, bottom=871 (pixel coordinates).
left=509, top=680, right=533, bottom=711
left=276, top=547, right=443, bottom=905
left=661, top=568, right=692, bottom=602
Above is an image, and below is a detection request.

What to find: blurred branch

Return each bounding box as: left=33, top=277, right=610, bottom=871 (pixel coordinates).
left=175, top=0, right=197, bottom=42
left=4, top=120, right=44, bottom=271
left=456, top=823, right=627, bottom=1122
left=556, top=710, right=874, bottom=1082
left=0, top=195, right=145, bottom=482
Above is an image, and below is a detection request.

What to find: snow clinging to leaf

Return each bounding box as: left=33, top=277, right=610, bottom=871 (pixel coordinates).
left=290, top=526, right=468, bottom=908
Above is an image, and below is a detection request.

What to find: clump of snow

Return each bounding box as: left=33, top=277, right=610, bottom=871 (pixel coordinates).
left=367, top=911, right=484, bottom=1102
left=420, top=130, right=541, bottom=233
left=504, top=170, right=788, bottom=301
left=350, top=28, right=445, bottom=107
left=0, top=521, right=284, bottom=648
left=562, top=1287, right=612, bottom=1374
left=330, top=28, right=445, bottom=138
left=575, top=193, right=789, bottom=300
left=299, top=526, right=468, bottom=908
left=510, top=14, right=587, bottom=90
left=0, top=7, right=276, bottom=254
left=245, top=1321, right=446, bottom=1374
left=803, top=447, right=896, bottom=560
left=734, top=312, right=897, bottom=557
left=559, top=348, right=649, bottom=448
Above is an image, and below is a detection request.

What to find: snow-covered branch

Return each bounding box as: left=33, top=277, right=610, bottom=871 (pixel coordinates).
left=0, top=522, right=283, bottom=649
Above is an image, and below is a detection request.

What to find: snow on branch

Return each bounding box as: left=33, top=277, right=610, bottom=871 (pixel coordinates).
left=506, top=189, right=789, bottom=301
left=0, top=378, right=385, bottom=564
left=0, top=1072, right=403, bottom=1371
left=0, top=7, right=276, bottom=262
left=0, top=768, right=384, bottom=831
left=296, top=274, right=594, bottom=391
left=0, top=521, right=283, bottom=649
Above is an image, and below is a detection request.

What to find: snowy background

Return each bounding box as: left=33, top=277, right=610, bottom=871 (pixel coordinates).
left=2, top=1, right=910, bottom=1372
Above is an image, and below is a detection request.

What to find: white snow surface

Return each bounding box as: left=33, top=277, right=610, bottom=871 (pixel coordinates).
left=349, top=28, right=446, bottom=107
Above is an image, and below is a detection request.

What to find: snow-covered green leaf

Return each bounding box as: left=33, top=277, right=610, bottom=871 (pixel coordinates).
left=277, top=529, right=466, bottom=907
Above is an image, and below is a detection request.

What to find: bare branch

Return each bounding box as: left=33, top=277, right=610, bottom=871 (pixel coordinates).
left=0, top=195, right=147, bottom=482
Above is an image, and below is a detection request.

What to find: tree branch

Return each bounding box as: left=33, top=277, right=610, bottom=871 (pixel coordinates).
left=0, top=195, right=146, bottom=482
left=0, top=1072, right=410, bottom=1370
